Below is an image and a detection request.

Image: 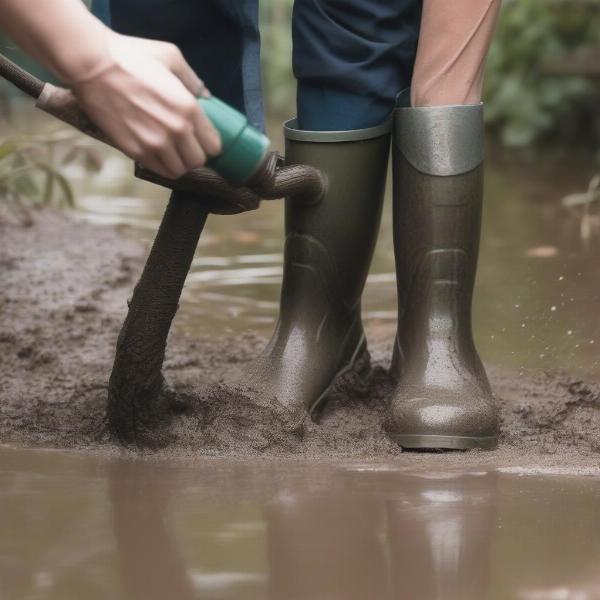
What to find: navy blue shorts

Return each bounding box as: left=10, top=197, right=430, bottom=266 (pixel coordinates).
left=104, top=0, right=421, bottom=131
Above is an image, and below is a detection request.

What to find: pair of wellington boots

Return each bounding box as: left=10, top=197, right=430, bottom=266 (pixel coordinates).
left=237, top=94, right=499, bottom=450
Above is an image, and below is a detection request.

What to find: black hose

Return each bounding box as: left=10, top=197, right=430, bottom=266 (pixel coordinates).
left=107, top=195, right=209, bottom=445
left=0, top=52, right=45, bottom=99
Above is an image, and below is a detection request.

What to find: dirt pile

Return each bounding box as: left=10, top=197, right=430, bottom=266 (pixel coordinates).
left=1, top=209, right=599, bottom=457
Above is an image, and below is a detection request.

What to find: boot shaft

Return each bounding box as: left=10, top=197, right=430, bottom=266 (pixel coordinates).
left=392, top=98, right=485, bottom=317
left=246, top=121, right=393, bottom=418
left=283, top=120, right=392, bottom=315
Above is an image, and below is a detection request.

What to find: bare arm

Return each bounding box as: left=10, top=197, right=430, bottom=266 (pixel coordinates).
left=0, top=0, right=221, bottom=178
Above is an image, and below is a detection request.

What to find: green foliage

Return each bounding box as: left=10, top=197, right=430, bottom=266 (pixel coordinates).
left=259, top=0, right=600, bottom=146
left=260, top=0, right=295, bottom=118
left=0, top=130, right=102, bottom=220
left=485, top=0, right=600, bottom=146
left=3, top=0, right=597, bottom=148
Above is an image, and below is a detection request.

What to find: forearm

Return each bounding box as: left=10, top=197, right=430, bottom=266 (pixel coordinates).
left=0, top=1, right=221, bottom=178
left=411, top=0, right=502, bottom=107
left=0, top=0, right=109, bottom=82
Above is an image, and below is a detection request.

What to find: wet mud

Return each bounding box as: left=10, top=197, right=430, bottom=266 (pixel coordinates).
left=1, top=209, right=599, bottom=460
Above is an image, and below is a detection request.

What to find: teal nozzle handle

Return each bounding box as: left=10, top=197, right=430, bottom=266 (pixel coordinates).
left=199, top=96, right=270, bottom=185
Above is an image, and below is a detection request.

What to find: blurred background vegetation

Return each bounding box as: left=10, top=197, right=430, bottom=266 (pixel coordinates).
left=1, top=0, right=600, bottom=152
left=0, top=0, right=598, bottom=372
left=260, top=0, right=600, bottom=148
left=485, top=0, right=600, bottom=147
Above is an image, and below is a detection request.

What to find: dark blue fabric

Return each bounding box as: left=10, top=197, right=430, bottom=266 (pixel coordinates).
left=109, top=0, right=264, bottom=131
left=91, top=0, right=111, bottom=27
left=109, top=0, right=421, bottom=133
left=293, top=0, right=421, bottom=130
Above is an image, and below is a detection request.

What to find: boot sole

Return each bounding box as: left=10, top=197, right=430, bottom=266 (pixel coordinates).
left=388, top=432, right=498, bottom=451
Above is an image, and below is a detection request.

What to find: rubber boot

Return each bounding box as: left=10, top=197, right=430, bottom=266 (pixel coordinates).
left=385, top=92, right=499, bottom=450
left=242, top=119, right=391, bottom=426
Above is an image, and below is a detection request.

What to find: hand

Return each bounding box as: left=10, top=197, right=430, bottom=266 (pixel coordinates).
left=71, top=31, right=222, bottom=179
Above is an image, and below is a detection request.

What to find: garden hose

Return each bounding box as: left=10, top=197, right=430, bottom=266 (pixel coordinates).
left=0, top=52, right=325, bottom=212
left=0, top=51, right=327, bottom=445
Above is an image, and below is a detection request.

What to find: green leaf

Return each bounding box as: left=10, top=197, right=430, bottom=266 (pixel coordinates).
left=0, top=141, right=16, bottom=161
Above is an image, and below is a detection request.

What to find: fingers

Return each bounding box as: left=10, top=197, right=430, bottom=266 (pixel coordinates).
left=191, top=103, right=222, bottom=157
left=158, top=147, right=188, bottom=179
left=140, top=130, right=208, bottom=180
left=76, top=33, right=224, bottom=179
left=117, top=138, right=173, bottom=180
left=128, top=135, right=189, bottom=180
left=125, top=101, right=219, bottom=179
left=160, top=42, right=204, bottom=96
left=140, top=155, right=173, bottom=180
left=156, top=42, right=222, bottom=157
left=162, top=94, right=220, bottom=176
left=176, top=131, right=207, bottom=172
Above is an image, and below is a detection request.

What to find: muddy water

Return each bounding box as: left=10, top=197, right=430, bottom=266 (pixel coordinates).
left=72, top=140, right=600, bottom=377
left=1, top=445, right=600, bottom=600
left=5, top=118, right=600, bottom=597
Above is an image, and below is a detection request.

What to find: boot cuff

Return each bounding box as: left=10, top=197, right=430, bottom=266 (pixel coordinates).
left=284, top=118, right=391, bottom=143
left=394, top=99, right=484, bottom=176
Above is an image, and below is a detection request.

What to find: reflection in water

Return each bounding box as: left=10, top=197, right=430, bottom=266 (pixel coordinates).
left=265, top=488, right=389, bottom=599
left=265, top=470, right=497, bottom=600
left=109, top=461, right=497, bottom=600
left=109, top=461, right=197, bottom=600
left=388, top=472, right=496, bottom=600
left=3, top=448, right=600, bottom=599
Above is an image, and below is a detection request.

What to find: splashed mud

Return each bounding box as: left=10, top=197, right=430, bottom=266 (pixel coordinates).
left=1, top=210, right=599, bottom=461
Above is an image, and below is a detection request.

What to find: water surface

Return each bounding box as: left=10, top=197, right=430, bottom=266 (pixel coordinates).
left=2, top=446, right=600, bottom=600
left=73, top=139, right=600, bottom=376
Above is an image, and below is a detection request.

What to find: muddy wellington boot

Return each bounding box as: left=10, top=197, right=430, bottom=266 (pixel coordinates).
left=240, top=119, right=391, bottom=427
left=385, top=93, right=499, bottom=450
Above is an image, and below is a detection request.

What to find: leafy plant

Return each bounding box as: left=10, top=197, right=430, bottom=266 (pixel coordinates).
left=485, top=0, right=600, bottom=146
left=0, top=129, right=102, bottom=225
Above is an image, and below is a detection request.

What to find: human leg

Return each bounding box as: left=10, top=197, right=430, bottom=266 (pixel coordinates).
left=410, top=0, right=501, bottom=107
left=294, top=0, right=421, bottom=130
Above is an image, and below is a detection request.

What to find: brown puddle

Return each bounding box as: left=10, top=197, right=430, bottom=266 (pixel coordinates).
left=2, top=445, right=600, bottom=600
left=73, top=140, right=600, bottom=377
left=3, top=114, right=600, bottom=597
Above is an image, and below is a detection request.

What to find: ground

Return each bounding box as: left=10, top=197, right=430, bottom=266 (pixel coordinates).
left=1, top=208, right=600, bottom=468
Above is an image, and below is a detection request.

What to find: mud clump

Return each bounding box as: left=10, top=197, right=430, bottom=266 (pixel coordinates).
left=1, top=209, right=599, bottom=458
